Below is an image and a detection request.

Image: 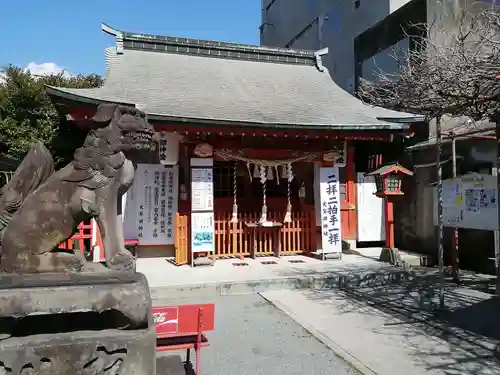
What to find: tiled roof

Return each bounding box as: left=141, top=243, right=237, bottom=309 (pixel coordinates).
left=407, top=117, right=494, bottom=150
left=46, top=24, right=425, bottom=130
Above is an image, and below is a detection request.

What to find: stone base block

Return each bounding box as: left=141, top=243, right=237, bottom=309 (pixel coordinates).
left=0, top=271, right=151, bottom=325
left=0, top=272, right=156, bottom=375
left=0, top=326, right=156, bottom=375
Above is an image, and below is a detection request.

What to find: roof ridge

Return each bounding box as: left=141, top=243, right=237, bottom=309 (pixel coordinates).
left=101, top=22, right=318, bottom=60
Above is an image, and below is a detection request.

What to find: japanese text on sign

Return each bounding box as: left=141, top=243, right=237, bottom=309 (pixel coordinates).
left=158, top=132, right=181, bottom=165
left=191, top=167, right=214, bottom=212
left=190, top=158, right=215, bottom=254
left=319, top=167, right=342, bottom=254
left=134, top=164, right=179, bottom=245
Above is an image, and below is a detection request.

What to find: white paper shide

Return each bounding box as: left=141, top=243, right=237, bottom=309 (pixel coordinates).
left=319, top=167, right=342, bottom=254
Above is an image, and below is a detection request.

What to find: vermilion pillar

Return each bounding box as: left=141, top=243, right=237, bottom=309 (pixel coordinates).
left=384, top=198, right=395, bottom=249
left=366, top=162, right=414, bottom=250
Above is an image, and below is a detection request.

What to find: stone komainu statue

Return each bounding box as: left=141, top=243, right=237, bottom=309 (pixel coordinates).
left=0, top=103, right=154, bottom=273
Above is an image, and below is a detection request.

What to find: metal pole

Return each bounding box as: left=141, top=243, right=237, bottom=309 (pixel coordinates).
left=436, top=116, right=445, bottom=308
left=451, top=138, right=460, bottom=283
left=496, top=121, right=500, bottom=295
left=493, top=150, right=499, bottom=286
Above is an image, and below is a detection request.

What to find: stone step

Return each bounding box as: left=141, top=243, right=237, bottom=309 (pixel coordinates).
left=150, top=266, right=413, bottom=301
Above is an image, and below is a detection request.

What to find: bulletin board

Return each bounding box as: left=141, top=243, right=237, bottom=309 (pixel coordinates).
left=433, top=173, right=498, bottom=231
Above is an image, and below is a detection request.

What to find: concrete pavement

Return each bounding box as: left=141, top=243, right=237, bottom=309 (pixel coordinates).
left=141, top=254, right=412, bottom=300
left=147, top=249, right=500, bottom=374
left=261, top=281, right=500, bottom=375
left=154, top=294, right=360, bottom=375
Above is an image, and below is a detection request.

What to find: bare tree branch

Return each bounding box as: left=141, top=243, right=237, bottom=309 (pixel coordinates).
left=358, top=7, right=500, bottom=121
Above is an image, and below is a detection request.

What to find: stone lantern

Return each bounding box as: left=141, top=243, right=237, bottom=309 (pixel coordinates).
left=365, top=162, right=414, bottom=250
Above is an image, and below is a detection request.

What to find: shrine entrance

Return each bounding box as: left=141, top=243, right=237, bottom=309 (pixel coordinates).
left=204, top=139, right=357, bottom=258
left=212, top=160, right=317, bottom=257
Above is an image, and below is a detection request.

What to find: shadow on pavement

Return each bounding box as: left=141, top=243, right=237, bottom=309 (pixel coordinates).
left=285, top=266, right=500, bottom=375
left=156, top=354, right=193, bottom=375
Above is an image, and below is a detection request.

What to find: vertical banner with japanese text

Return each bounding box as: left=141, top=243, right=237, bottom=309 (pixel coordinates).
left=319, top=167, right=342, bottom=254
left=158, top=132, right=181, bottom=165
left=190, top=158, right=215, bottom=254
left=134, top=163, right=179, bottom=245
left=122, top=186, right=138, bottom=241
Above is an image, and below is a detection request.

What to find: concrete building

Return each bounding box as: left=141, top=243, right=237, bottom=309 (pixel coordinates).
left=261, top=0, right=500, bottom=271
left=260, top=0, right=496, bottom=93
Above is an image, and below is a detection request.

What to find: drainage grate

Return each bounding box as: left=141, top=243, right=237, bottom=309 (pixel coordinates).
left=232, top=262, right=249, bottom=267
left=260, top=261, right=278, bottom=265
left=288, top=259, right=305, bottom=264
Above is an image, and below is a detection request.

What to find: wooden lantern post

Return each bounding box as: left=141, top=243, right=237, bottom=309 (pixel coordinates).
left=365, top=163, right=414, bottom=250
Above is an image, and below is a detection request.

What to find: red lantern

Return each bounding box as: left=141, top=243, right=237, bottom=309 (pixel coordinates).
left=365, top=162, right=414, bottom=249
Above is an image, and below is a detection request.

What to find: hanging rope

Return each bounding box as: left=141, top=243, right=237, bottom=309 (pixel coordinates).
left=214, top=149, right=315, bottom=168
left=214, top=149, right=310, bottom=225
left=258, top=166, right=267, bottom=224
left=230, top=162, right=238, bottom=223
left=283, top=163, right=293, bottom=223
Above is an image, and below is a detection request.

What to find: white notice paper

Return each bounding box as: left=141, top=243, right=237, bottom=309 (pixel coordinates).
left=319, top=167, right=342, bottom=254
left=135, top=164, right=179, bottom=245
left=191, top=167, right=214, bottom=212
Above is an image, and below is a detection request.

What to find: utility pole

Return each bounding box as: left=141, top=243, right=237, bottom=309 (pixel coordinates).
left=451, top=138, right=460, bottom=283
left=496, top=119, right=500, bottom=295
left=436, top=116, right=445, bottom=308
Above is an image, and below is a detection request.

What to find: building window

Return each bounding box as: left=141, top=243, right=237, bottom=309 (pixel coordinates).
left=354, top=0, right=360, bottom=9
left=214, top=161, right=237, bottom=198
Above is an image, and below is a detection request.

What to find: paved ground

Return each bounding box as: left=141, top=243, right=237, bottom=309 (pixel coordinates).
left=261, top=272, right=500, bottom=375
left=154, top=294, right=360, bottom=375
left=139, top=253, right=390, bottom=289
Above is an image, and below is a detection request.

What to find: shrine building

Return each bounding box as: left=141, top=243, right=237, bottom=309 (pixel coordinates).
left=47, top=23, right=425, bottom=266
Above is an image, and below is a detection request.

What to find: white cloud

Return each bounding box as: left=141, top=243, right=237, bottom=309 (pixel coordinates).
left=0, top=62, right=71, bottom=85
left=24, top=62, right=71, bottom=78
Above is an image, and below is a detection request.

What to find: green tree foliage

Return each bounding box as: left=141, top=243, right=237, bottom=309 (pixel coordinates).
left=0, top=65, right=103, bottom=167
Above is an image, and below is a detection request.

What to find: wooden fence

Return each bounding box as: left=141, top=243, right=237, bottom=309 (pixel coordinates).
left=59, top=220, right=94, bottom=256
left=57, top=210, right=315, bottom=265
left=173, top=209, right=316, bottom=263
left=174, top=213, right=190, bottom=265
left=214, top=210, right=315, bottom=258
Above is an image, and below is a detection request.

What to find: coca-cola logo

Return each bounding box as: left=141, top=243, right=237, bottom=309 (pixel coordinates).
left=153, top=312, right=167, bottom=323
left=152, top=307, right=179, bottom=334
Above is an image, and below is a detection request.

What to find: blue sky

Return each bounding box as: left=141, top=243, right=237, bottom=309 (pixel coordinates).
left=0, top=0, right=261, bottom=76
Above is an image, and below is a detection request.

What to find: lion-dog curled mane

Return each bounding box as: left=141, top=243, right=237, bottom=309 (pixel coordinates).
left=0, top=103, right=154, bottom=274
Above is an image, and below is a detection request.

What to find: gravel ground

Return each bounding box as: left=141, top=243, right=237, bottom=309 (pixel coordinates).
left=155, top=294, right=359, bottom=375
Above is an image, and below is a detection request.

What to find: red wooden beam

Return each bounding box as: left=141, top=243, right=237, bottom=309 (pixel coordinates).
left=153, top=123, right=395, bottom=141
left=214, top=150, right=326, bottom=161
left=65, top=106, right=406, bottom=141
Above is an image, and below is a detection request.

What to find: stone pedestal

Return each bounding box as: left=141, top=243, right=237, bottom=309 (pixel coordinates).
left=0, top=272, right=156, bottom=375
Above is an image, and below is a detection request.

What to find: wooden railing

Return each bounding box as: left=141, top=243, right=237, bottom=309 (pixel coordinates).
left=59, top=210, right=315, bottom=265
left=174, top=213, right=190, bottom=265
left=59, top=219, right=93, bottom=255
left=214, top=209, right=316, bottom=258
left=172, top=209, right=316, bottom=263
